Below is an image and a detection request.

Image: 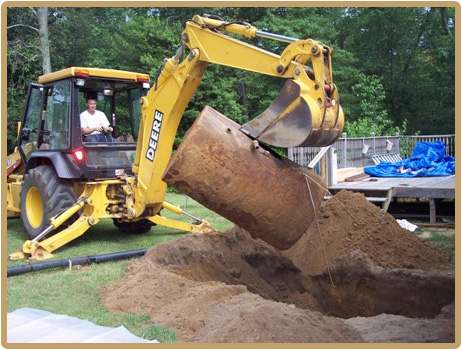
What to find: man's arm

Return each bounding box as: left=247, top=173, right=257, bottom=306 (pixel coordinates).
left=82, top=126, right=103, bottom=135
left=99, top=111, right=113, bottom=132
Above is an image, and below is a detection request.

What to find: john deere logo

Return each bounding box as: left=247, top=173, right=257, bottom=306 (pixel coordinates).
left=145, top=110, right=163, bottom=162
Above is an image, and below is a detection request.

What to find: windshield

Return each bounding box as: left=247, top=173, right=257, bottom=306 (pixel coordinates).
left=78, top=78, right=144, bottom=141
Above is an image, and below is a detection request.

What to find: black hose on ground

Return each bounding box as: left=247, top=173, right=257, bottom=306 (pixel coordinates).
left=7, top=249, right=148, bottom=277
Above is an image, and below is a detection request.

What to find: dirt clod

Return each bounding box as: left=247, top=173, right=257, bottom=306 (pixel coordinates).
left=99, top=190, right=454, bottom=343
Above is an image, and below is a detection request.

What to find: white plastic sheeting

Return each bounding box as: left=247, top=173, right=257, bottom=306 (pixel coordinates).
left=396, top=219, right=419, bottom=232
left=7, top=308, right=158, bottom=343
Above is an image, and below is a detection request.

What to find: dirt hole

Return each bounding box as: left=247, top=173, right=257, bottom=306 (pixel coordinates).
left=99, top=191, right=454, bottom=342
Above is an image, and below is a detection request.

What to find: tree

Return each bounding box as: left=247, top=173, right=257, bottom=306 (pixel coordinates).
left=343, top=73, right=404, bottom=137
left=35, top=7, right=51, bottom=74
left=7, top=7, right=51, bottom=74
left=337, top=7, right=455, bottom=134
left=6, top=6, right=455, bottom=153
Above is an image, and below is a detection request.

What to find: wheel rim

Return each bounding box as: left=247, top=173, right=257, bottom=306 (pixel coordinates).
left=26, top=187, right=43, bottom=228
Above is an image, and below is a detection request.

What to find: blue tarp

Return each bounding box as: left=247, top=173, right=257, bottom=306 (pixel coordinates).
left=364, top=141, right=455, bottom=177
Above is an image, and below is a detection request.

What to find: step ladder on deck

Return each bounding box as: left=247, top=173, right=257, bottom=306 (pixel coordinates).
left=324, top=188, right=394, bottom=212
left=371, top=153, right=403, bottom=165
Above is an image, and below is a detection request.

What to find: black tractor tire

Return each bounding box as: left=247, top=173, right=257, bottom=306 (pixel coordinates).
left=20, top=165, right=77, bottom=239
left=113, top=219, right=155, bottom=234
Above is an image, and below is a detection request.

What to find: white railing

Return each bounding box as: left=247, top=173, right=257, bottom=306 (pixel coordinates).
left=288, top=133, right=455, bottom=170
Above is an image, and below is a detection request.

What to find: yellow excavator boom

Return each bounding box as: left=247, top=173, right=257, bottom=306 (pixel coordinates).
left=131, top=14, right=344, bottom=218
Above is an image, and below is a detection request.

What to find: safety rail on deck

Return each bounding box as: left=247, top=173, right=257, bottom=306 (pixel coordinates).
left=288, top=133, right=455, bottom=170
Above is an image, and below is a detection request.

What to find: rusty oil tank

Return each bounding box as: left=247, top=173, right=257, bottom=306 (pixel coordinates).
left=163, top=106, right=326, bottom=250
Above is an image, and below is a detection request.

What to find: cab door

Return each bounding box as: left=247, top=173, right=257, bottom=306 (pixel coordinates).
left=43, top=80, right=72, bottom=150
left=18, top=84, right=44, bottom=163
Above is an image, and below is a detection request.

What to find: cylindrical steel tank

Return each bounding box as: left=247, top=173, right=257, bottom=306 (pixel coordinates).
left=163, top=106, right=326, bottom=250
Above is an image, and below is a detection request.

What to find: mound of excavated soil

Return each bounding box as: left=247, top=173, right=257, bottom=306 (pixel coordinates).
left=99, top=235, right=362, bottom=343
left=282, top=190, right=453, bottom=318
left=345, top=304, right=455, bottom=343
left=285, top=190, right=450, bottom=274
left=99, top=190, right=454, bottom=343
left=139, top=227, right=320, bottom=310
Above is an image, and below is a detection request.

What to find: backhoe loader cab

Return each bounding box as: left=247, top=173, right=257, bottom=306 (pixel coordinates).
left=19, top=67, right=150, bottom=180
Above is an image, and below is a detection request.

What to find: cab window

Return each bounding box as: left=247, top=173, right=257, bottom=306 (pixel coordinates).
left=20, top=85, right=43, bottom=161
left=44, top=81, right=71, bottom=150
left=78, top=81, right=143, bottom=142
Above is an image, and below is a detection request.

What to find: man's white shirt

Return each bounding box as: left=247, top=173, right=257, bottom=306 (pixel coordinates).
left=80, top=110, right=110, bottom=135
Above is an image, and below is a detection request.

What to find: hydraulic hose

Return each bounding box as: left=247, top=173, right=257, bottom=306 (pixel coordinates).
left=7, top=249, right=148, bottom=277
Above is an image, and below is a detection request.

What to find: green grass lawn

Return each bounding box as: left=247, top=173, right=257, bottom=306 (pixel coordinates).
left=416, top=227, right=456, bottom=264
left=6, top=193, right=233, bottom=342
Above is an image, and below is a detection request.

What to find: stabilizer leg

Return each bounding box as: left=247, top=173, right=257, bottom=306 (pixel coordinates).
left=147, top=201, right=214, bottom=234
left=9, top=214, right=93, bottom=261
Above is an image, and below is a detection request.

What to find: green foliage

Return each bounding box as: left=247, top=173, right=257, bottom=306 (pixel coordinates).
left=7, top=8, right=44, bottom=152
left=166, top=186, right=182, bottom=194
left=338, top=7, right=455, bottom=134
left=6, top=6, right=455, bottom=152
left=343, top=73, right=407, bottom=137
left=351, top=74, right=388, bottom=121
left=344, top=118, right=406, bottom=138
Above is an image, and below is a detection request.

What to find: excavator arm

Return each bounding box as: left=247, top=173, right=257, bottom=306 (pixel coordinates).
left=131, top=15, right=344, bottom=218
left=9, top=15, right=343, bottom=261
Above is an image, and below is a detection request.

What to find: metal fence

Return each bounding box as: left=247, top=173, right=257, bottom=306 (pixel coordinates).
left=288, top=133, right=455, bottom=170
left=399, top=135, right=456, bottom=158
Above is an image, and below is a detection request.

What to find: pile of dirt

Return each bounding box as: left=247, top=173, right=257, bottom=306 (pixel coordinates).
left=140, top=228, right=320, bottom=309
left=285, top=190, right=450, bottom=275
left=345, top=304, right=455, bottom=343
left=282, top=191, right=453, bottom=318
left=99, top=190, right=454, bottom=343
left=99, top=233, right=362, bottom=342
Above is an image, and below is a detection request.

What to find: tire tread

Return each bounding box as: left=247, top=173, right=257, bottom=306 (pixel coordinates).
left=20, top=165, right=77, bottom=239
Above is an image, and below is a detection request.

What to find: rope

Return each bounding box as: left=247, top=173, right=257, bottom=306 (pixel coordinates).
left=302, top=172, right=371, bottom=244
left=303, top=174, right=336, bottom=288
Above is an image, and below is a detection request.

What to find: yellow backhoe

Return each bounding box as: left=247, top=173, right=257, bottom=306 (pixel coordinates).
left=8, top=15, right=344, bottom=260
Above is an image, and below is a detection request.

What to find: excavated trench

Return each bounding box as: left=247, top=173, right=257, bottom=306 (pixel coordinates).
left=99, top=191, right=454, bottom=342
left=128, top=224, right=453, bottom=319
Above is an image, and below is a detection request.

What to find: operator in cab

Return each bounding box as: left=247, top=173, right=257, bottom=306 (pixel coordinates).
left=80, top=96, right=114, bottom=142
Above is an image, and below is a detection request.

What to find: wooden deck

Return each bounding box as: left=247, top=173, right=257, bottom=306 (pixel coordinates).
left=330, top=175, right=455, bottom=199
left=328, top=175, right=456, bottom=222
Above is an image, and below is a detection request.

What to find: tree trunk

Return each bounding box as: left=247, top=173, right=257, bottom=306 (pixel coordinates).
left=36, top=7, right=51, bottom=74
left=403, top=8, right=432, bottom=74
left=439, top=8, right=453, bottom=38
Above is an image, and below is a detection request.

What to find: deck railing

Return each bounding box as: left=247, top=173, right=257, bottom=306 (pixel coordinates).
left=288, top=133, right=455, bottom=170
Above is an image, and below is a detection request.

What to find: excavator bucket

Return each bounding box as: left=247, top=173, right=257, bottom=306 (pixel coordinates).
left=240, top=79, right=344, bottom=148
